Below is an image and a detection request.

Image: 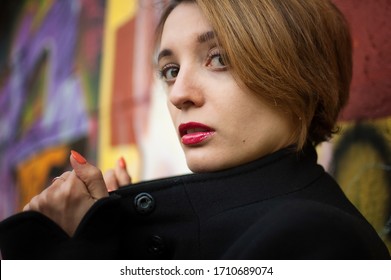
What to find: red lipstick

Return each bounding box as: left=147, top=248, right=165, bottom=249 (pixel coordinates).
left=179, top=122, right=215, bottom=145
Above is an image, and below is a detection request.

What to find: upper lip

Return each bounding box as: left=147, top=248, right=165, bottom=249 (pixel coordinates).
left=179, top=122, right=214, bottom=137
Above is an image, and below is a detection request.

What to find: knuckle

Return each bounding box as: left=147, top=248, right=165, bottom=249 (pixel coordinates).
left=28, top=195, right=39, bottom=211
left=90, top=168, right=104, bottom=180
left=31, top=194, right=47, bottom=212
left=62, top=171, right=72, bottom=178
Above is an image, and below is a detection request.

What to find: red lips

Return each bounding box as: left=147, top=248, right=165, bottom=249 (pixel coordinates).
left=179, top=122, right=215, bottom=145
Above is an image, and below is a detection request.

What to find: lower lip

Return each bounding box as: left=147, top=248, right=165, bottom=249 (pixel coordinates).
left=181, top=131, right=215, bottom=145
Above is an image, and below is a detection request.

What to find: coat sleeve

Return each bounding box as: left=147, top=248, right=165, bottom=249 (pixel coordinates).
left=0, top=195, right=123, bottom=259
left=222, top=200, right=390, bottom=259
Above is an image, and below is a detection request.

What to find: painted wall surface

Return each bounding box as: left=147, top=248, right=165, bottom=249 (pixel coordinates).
left=0, top=0, right=390, bottom=252
left=0, top=0, right=189, bottom=221
left=0, top=0, right=98, bottom=218
left=320, top=0, right=391, bottom=250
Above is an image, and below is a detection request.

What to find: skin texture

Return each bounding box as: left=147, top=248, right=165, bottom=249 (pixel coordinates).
left=158, top=2, right=295, bottom=173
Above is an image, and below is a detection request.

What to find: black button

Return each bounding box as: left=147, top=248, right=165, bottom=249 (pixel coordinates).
left=148, top=235, right=165, bottom=255
left=134, top=193, right=155, bottom=214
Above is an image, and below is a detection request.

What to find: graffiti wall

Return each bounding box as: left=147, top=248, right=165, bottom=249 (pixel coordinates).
left=319, top=0, right=391, bottom=250
left=0, top=0, right=189, bottom=220
left=0, top=0, right=99, bottom=218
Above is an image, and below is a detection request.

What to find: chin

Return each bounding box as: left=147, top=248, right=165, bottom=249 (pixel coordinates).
left=185, top=157, right=217, bottom=173
left=185, top=157, right=236, bottom=174
left=186, top=161, right=210, bottom=173
left=183, top=148, right=251, bottom=173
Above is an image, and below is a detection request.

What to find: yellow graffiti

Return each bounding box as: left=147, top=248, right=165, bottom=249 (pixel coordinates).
left=16, top=145, right=69, bottom=211
left=331, top=117, right=391, bottom=250
left=98, top=0, right=141, bottom=181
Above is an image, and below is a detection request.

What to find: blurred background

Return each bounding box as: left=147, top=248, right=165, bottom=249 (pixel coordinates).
left=0, top=0, right=390, bottom=251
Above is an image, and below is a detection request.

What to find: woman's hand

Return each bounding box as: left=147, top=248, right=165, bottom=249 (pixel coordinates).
left=23, top=150, right=109, bottom=237
left=103, top=157, right=132, bottom=191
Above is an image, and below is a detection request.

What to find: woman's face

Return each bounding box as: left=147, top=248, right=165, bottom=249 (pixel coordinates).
left=158, top=3, right=295, bottom=173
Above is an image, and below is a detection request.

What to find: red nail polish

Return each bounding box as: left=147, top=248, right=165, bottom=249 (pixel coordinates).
left=119, top=157, right=127, bottom=169
left=71, top=150, right=87, bottom=164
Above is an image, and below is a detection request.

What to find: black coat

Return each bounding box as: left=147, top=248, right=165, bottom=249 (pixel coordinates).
left=0, top=145, right=389, bottom=259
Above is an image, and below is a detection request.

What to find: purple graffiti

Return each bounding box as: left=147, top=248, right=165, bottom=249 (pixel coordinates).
left=0, top=1, right=89, bottom=219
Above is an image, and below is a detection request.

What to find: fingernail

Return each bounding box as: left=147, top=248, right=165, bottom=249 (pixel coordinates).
left=71, top=150, right=87, bottom=164
left=119, top=156, right=127, bottom=169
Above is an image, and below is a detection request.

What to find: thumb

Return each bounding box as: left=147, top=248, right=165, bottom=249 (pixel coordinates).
left=70, top=150, right=109, bottom=199
left=115, top=157, right=132, bottom=186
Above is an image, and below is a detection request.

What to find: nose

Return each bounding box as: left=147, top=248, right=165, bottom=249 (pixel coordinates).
left=168, top=68, right=205, bottom=110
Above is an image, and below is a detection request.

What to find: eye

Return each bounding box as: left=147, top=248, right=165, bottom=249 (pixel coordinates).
left=159, top=63, right=180, bottom=82
left=207, top=49, right=227, bottom=70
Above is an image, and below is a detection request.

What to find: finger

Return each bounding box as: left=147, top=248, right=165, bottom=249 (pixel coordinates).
left=23, top=195, right=40, bottom=212
left=51, top=171, right=72, bottom=185
left=30, top=171, right=95, bottom=237
left=23, top=203, right=30, bottom=211
left=60, top=171, right=72, bottom=180
left=103, top=169, right=120, bottom=191
left=69, top=150, right=108, bottom=199
left=61, top=171, right=97, bottom=203
left=59, top=172, right=97, bottom=236
left=115, top=157, right=132, bottom=186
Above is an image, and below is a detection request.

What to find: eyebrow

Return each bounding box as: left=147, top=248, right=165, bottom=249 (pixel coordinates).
left=197, top=30, right=215, bottom=43
left=157, top=30, right=216, bottom=63
left=157, top=49, right=173, bottom=63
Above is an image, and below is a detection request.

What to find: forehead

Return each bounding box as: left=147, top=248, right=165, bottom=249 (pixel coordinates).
left=160, top=3, right=212, bottom=48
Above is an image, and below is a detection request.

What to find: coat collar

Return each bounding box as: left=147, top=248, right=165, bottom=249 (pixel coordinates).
left=117, top=144, right=325, bottom=220
left=181, top=144, right=324, bottom=218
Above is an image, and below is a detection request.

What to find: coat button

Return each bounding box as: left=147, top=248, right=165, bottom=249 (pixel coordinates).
left=134, top=193, right=155, bottom=214
left=148, top=235, right=165, bottom=256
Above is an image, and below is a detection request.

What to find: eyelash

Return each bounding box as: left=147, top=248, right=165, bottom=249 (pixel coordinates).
left=158, top=48, right=227, bottom=82
left=206, top=48, right=227, bottom=68
left=158, top=63, right=179, bottom=82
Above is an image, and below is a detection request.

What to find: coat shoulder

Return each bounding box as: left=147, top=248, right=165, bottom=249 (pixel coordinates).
left=222, top=199, right=390, bottom=259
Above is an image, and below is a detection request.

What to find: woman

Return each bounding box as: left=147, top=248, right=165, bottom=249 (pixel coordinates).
left=0, top=0, right=389, bottom=259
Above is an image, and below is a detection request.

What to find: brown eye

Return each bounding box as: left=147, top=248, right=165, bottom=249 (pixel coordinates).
left=207, top=48, right=228, bottom=70
left=209, top=54, right=226, bottom=68
left=160, top=64, right=180, bottom=82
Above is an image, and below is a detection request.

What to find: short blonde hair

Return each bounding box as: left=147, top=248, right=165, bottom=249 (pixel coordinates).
left=156, top=0, right=352, bottom=150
